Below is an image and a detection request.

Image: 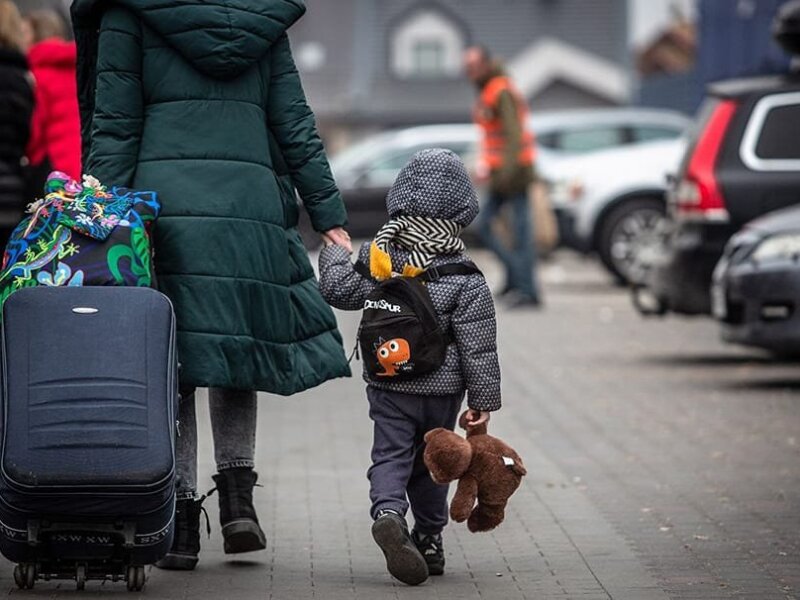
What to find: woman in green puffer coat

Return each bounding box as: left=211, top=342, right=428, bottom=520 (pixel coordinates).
left=71, top=0, right=351, bottom=569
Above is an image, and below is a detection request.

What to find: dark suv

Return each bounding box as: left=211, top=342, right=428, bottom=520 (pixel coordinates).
left=634, top=74, right=800, bottom=315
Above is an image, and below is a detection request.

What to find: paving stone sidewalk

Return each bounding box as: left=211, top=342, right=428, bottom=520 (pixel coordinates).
left=1, top=251, right=797, bottom=599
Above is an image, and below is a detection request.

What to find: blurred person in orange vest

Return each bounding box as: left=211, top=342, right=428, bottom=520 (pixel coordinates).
left=24, top=10, right=81, bottom=180
left=465, top=45, right=541, bottom=308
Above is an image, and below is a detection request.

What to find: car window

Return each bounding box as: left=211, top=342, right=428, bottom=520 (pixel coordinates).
left=740, top=91, right=800, bottom=171
left=754, top=103, right=800, bottom=160
left=536, top=132, right=558, bottom=150
left=556, top=127, right=625, bottom=153
left=371, top=152, right=415, bottom=172
left=631, top=126, right=682, bottom=143
left=363, top=142, right=474, bottom=186
left=330, top=135, right=393, bottom=173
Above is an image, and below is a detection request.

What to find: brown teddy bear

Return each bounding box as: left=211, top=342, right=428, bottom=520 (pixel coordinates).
left=423, top=411, right=527, bottom=532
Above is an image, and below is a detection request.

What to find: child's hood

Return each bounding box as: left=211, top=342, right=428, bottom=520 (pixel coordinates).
left=386, top=148, right=479, bottom=228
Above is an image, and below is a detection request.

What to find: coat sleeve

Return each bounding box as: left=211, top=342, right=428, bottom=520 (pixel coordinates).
left=84, top=7, right=143, bottom=187
left=452, top=276, right=501, bottom=412
left=267, top=34, right=347, bottom=233
left=318, top=243, right=374, bottom=311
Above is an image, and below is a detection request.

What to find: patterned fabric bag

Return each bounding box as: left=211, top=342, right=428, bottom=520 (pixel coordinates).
left=0, top=172, right=160, bottom=311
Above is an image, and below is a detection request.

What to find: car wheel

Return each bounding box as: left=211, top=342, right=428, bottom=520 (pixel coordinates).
left=597, top=197, right=666, bottom=285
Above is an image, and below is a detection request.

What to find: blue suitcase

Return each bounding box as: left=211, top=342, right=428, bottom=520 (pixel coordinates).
left=0, top=287, right=178, bottom=590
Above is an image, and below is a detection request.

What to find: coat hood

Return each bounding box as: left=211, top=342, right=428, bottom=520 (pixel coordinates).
left=28, top=39, right=76, bottom=69
left=386, top=148, right=479, bottom=228
left=71, top=0, right=305, bottom=79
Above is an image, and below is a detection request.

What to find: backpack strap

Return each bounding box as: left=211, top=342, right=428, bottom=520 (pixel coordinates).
left=425, top=262, right=483, bottom=346
left=353, top=260, right=482, bottom=283
left=419, top=261, right=483, bottom=282
left=354, top=260, right=373, bottom=280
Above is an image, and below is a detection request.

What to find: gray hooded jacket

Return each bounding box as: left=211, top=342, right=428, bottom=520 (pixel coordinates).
left=319, top=149, right=501, bottom=411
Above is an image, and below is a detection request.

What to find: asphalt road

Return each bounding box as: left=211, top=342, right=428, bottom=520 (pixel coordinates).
left=1, top=250, right=798, bottom=599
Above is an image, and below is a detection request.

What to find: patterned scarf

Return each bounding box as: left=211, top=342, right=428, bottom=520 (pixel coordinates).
left=369, top=215, right=465, bottom=280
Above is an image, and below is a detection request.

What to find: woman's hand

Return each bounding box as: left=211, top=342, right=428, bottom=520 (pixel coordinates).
left=322, top=227, right=352, bottom=253
left=464, top=409, right=490, bottom=429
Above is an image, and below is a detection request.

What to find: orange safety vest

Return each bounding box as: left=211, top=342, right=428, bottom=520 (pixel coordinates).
left=474, top=75, right=536, bottom=170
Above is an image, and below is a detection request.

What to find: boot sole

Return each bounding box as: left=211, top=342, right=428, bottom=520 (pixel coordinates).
left=372, top=519, right=429, bottom=586
left=155, top=552, right=199, bottom=571
left=222, top=519, right=267, bottom=554
left=427, top=561, right=445, bottom=576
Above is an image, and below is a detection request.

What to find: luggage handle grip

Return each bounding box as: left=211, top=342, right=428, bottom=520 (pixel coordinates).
left=28, top=520, right=137, bottom=548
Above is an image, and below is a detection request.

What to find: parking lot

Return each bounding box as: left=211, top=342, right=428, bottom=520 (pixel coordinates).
left=1, top=250, right=797, bottom=599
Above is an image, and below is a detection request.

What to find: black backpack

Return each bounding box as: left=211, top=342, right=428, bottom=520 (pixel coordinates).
left=353, top=260, right=482, bottom=381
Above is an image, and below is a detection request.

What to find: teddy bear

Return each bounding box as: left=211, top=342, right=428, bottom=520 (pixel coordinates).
left=423, top=411, right=527, bottom=533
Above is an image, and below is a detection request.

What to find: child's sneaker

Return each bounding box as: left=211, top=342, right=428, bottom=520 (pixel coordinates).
left=412, top=530, right=445, bottom=576
left=371, top=510, right=429, bottom=585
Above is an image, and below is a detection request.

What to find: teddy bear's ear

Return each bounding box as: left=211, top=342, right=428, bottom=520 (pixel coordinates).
left=424, top=429, right=473, bottom=483
left=424, top=428, right=445, bottom=443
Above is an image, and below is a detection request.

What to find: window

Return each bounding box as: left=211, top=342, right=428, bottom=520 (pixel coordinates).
left=361, top=150, right=418, bottom=188
left=556, top=128, right=625, bottom=153
left=740, top=91, right=800, bottom=171
left=754, top=104, right=800, bottom=160
left=363, top=142, right=474, bottom=186
left=536, top=132, right=558, bottom=150
left=371, top=151, right=417, bottom=173
left=631, top=125, right=682, bottom=143
left=391, top=9, right=465, bottom=79
left=412, top=40, right=445, bottom=77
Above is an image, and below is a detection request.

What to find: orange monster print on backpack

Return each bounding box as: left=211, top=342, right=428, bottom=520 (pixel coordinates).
left=376, top=338, right=411, bottom=377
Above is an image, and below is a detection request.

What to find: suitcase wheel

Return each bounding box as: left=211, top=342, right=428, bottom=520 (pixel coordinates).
left=13, top=563, right=36, bottom=589
left=126, top=565, right=146, bottom=592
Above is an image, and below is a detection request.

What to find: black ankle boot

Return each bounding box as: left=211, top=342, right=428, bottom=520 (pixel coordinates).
left=156, top=498, right=205, bottom=570
left=372, top=510, right=429, bottom=586
left=412, top=530, right=445, bottom=576
left=211, top=468, right=267, bottom=554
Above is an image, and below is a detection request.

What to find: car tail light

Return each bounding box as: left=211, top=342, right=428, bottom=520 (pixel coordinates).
left=674, top=100, right=738, bottom=222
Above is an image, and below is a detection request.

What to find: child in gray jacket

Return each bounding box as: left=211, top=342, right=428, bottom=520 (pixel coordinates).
left=318, top=149, right=501, bottom=586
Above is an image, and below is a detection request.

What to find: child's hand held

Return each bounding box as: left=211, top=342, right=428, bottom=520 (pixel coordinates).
left=323, top=227, right=353, bottom=253
left=465, top=409, right=490, bottom=428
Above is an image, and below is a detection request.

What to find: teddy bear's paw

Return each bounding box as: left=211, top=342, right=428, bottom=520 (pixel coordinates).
left=467, top=507, right=505, bottom=533
left=449, top=504, right=471, bottom=523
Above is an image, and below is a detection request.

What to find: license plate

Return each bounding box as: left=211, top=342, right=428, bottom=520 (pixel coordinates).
left=711, top=256, right=729, bottom=320
left=711, top=284, right=727, bottom=320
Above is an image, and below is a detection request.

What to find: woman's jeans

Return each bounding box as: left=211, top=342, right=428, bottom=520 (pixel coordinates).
left=479, top=190, right=540, bottom=300
left=176, top=387, right=257, bottom=500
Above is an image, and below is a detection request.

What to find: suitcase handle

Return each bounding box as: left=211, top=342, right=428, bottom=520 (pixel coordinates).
left=27, top=520, right=136, bottom=548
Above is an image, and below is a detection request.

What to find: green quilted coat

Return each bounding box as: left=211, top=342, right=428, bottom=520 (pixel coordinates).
left=71, top=0, right=351, bottom=394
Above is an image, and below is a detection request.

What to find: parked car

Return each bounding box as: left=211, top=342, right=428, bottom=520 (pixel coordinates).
left=633, top=2, right=800, bottom=315
left=711, top=204, right=800, bottom=353
left=531, top=108, right=688, bottom=155
left=633, top=74, right=800, bottom=315
left=331, top=108, right=690, bottom=239
left=548, top=136, right=688, bottom=283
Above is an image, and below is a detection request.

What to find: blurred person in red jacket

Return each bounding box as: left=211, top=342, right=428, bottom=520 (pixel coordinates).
left=0, top=0, right=34, bottom=248
left=25, top=10, right=81, bottom=180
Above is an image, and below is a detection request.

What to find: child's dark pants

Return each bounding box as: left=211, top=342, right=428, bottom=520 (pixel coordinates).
left=367, top=386, right=464, bottom=535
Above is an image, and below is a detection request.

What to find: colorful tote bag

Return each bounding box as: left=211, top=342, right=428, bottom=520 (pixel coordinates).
left=0, top=172, right=160, bottom=310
